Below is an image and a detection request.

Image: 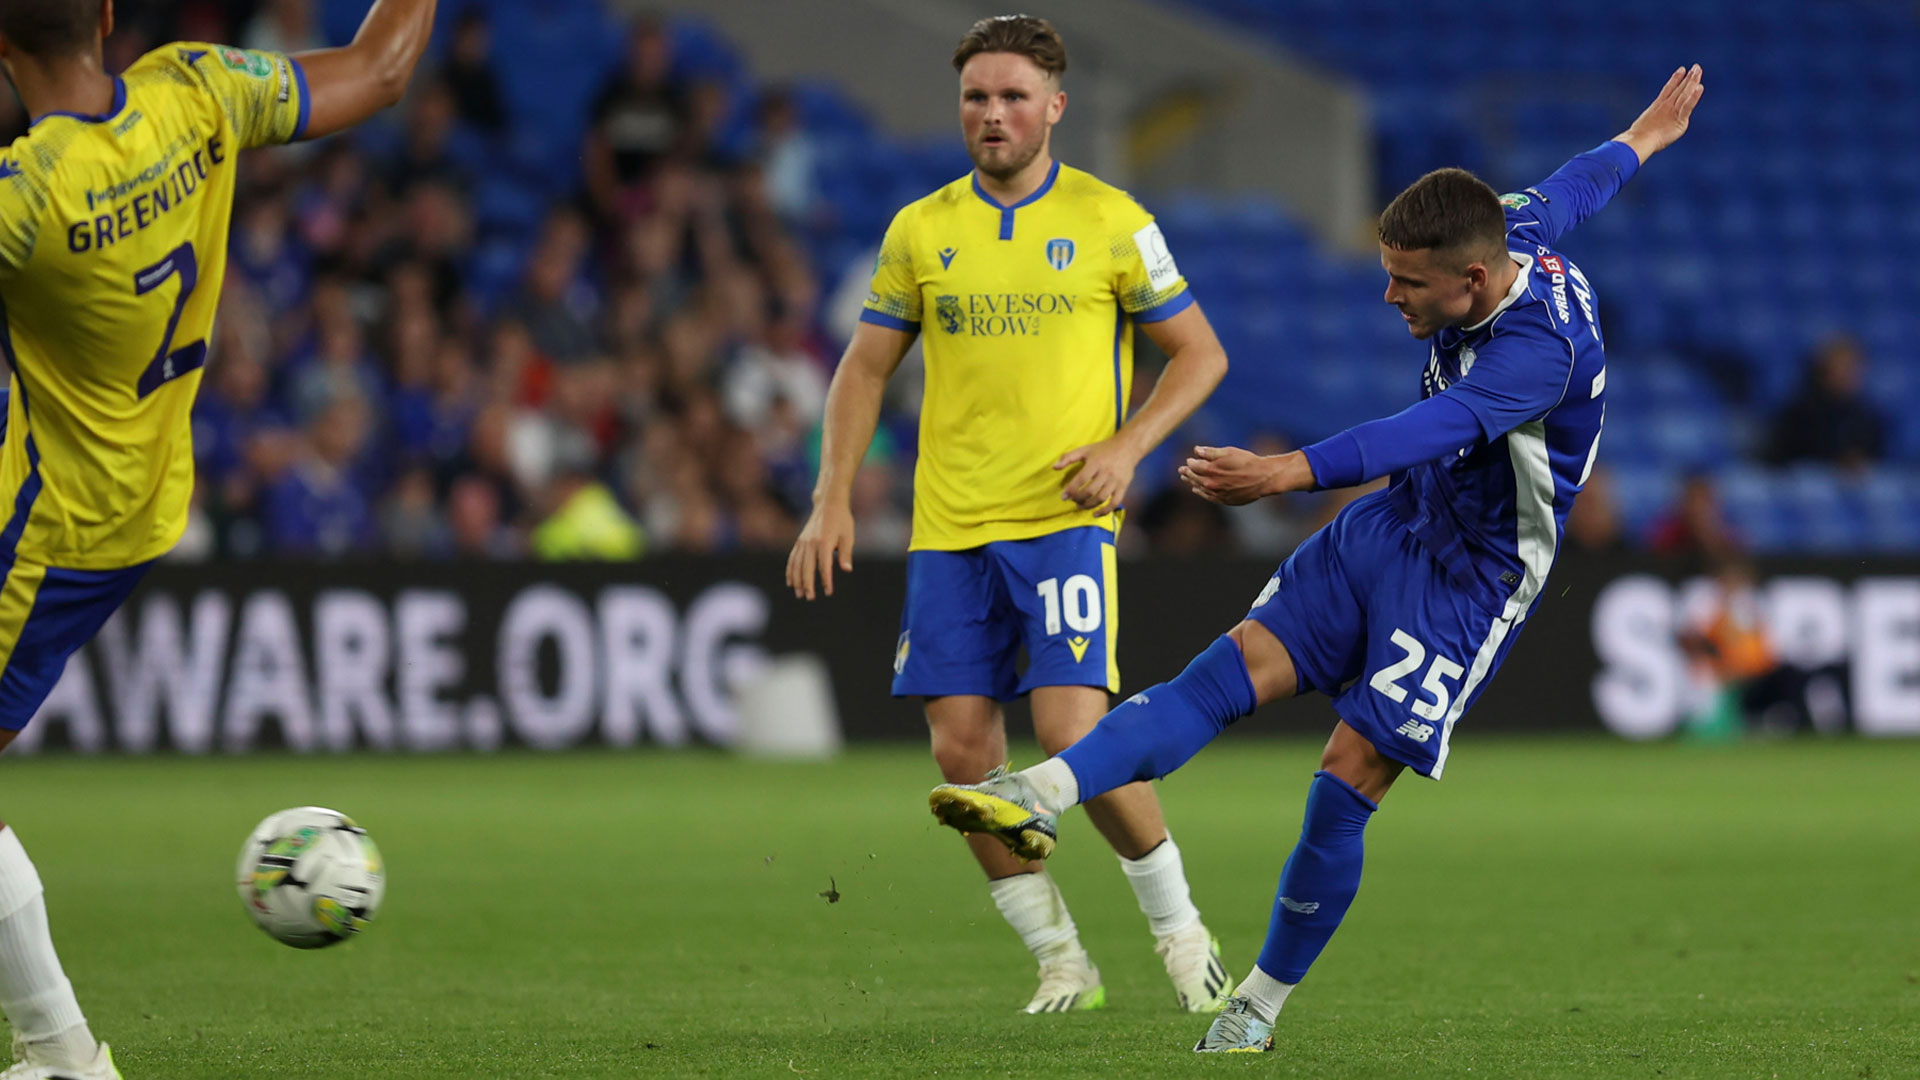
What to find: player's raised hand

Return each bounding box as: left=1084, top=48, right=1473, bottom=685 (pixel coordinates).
left=1055, top=437, right=1140, bottom=516
left=787, top=502, right=855, bottom=600
left=1616, top=64, right=1705, bottom=164
left=1180, top=446, right=1316, bottom=506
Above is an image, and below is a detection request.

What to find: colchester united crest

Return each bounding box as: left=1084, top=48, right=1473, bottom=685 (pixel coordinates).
left=935, top=295, right=963, bottom=334
left=1046, top=237, right=1075, bottom=271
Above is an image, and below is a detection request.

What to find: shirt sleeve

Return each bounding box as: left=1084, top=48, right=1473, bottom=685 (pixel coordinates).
left=178, top=43, right=312, bottom=149
left=1502, top=140, right=1640, bottom=247
left=1108, top=195, right=1193, bottom=323
left=1302, top=395, right=1486, bottom=489
left=858, top=206, right=921, bottom=334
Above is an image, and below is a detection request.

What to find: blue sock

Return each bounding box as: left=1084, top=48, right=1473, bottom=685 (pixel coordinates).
left=1257, top=770, right=1378, bottom=984
left=1056, top=635, right=1257, bottom=804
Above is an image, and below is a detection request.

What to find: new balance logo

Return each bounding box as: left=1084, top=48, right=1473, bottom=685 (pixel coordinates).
left=1395, top=719, right=1436, bottom=743
left=1278, top=896, right=1319, bottom=915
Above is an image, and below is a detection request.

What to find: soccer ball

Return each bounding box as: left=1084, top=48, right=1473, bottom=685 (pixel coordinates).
left=235, top=807, right=386, bottom=949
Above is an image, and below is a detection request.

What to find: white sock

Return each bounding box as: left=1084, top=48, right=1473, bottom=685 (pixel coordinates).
left=0, top=827, right=96, bottom=1066
left=988, top=871, right=1084, bottom=963
left=1120, top=836, right=1202, bottom=937
left=1021, top=757, right=1081, bottom=811
left=1235, top=964, right=1297, bottom=1025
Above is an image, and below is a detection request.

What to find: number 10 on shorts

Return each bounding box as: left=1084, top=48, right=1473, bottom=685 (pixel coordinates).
left=1036, top=575, right=1101, bottom=635
left=1369, top=629, right=1464, bottom=741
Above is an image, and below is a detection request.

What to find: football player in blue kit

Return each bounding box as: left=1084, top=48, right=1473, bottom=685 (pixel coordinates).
left=929, top=65, right=1705, bottom=1052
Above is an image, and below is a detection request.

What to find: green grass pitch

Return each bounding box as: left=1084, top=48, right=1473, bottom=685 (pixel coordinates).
left=2, top=736, right=1916, bottom=1078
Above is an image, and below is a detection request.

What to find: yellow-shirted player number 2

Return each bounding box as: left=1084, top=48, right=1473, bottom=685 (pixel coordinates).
left=0, top=2, right=439, bottom=1077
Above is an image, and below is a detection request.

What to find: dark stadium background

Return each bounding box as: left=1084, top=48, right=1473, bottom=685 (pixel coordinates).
left=2, top=0, right=1911, bottom=750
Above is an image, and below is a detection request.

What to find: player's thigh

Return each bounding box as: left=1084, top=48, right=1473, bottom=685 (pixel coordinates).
left=0, top=559, right=152, bottom=734
left=990, top=527, right=1119, bottom=696
left=892, top=547, right=1021, bottom=702
left=1244, top=497, right=1393, bottom=701
left=1328, top=542, right=1515, bottom=780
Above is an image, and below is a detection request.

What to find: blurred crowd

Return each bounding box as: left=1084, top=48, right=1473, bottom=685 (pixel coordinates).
left=0, top=3, right=1898, bottom=564
left=2, top=1, right=853, bottom=562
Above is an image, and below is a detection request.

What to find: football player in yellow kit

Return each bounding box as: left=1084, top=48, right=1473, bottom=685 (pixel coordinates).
left=788, top=15, right=1235, bottom=1015
left=0, top=1, right=437, bottom=1075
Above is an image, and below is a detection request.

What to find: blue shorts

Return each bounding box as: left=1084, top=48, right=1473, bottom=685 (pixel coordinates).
left=0, top=558, right=153, bottom=731
left=1247, top=491, right=1525, bottom=779
left=893, top=526, right=1119, bottom=700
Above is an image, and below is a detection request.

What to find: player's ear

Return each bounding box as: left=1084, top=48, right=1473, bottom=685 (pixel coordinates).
left=101, top=0, right=116, bottom=41
left=1048, top=80, right=1066, bottom=123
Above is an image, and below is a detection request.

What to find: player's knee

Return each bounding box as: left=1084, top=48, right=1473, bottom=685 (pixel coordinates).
left=930, top=740, right=999, bottom=783
left=927, top=724, right=1002, bottom=782
left=1319, top=723, right=1403, bottom=803
left=1032, top=718, right=1094, bottom=759
left=1227, top=620, right=1300, bottom=703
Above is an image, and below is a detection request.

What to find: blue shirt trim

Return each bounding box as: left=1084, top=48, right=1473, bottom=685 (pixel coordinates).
left=1133, top=289, right=1194, bottom=324
left=290, top=57, right=313, bottom=142
left=859, top=309, right=920, bottom=334
left=1111, top=307, right=1126, bottom=432
left=31, top=78, right=128, bottom=128
left=972, top=160, right=1061, bottom=242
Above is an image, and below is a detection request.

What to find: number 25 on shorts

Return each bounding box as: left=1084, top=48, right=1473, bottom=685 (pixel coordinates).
left=1369, top=628, right=1464, bottom=735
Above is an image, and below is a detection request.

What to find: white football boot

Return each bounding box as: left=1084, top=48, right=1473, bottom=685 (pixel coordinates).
left=1021, top=948, right=1106, bottom=1013
left=1, top=1036, right=122, bottom=1080
left=1156, top=920, right=1233, bottom=1012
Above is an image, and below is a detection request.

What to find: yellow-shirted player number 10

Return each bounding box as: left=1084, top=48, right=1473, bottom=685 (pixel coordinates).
left=132, top=240, right=205, bottom=398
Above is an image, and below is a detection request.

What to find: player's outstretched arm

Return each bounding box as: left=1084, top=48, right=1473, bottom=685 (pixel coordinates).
left=292, top=0, right=438, bottom=141
left=1182, top=318, right=1577, bottom=505
left=786, top=322, right=914, bottom=600
left=1055, top=304, right=1229, bottom=515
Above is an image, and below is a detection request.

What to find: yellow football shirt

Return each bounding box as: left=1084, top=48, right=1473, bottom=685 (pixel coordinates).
left=0, top=42, right=309, bottom=569
left=861, top=162, right=1192, bottom=551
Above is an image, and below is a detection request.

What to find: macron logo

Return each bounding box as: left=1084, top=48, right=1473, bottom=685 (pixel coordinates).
left=1279, top=897, right=1320, bottom=915
left=0, top=161, right=18, bottom=180
left=939, top=247, right=957, bottom=270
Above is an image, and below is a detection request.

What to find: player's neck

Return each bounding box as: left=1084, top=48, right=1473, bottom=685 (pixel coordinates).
left=975, top=153, right=1056, bottom=206
left=1461, top=254, right=1523, bottom=328
left=9, top=54, right=115, bottom=125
